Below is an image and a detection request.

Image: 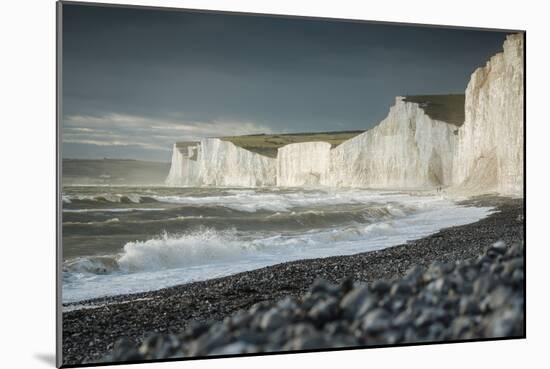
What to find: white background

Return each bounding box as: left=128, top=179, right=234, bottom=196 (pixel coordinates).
left=0, top=0, right=547, bottom=368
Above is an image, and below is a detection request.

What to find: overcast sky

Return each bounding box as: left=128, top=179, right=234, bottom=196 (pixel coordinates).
left=61, top=4, right=508, bottom=162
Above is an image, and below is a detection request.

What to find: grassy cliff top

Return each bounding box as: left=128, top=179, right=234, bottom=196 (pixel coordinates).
left=180, top=95, right=463, bottom=158
left=403, top=94, right=465, bottom=126
left=221, top=130, right=365, bottom=158
left=175, top=141, right=199, bottom=149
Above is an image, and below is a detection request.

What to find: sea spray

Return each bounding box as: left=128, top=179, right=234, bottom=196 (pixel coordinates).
left=117, top=228, right=251, bottom=272
left=62, top=186, right=494, bottom=303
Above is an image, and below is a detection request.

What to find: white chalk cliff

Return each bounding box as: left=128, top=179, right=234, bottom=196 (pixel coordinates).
left=166, top=34, right=523, bottom=196
left=165, top=143, right=200, bottom=187
left=454, top=34, right=524, bottom=195
left=166, top=139, right=276, bottom=187
left=277, top=142, right=332, bottom=187
left=325, top=97, right=457, bottom=189
left=196, top=138, right=276, bottom=187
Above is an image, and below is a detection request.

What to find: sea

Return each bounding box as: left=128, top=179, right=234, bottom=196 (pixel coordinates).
left=61, top=186, right=493, bottom=304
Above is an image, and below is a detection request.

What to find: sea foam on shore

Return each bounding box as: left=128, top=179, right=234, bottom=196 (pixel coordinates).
left=62, top=187, right=493, bottom=303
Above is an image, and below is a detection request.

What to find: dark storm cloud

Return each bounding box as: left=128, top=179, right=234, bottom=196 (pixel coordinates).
left=61, top=3, right=508, bottom=161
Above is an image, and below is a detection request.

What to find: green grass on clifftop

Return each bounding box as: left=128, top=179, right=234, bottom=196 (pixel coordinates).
left=403, top=94, right=465, bottom=126
left=209, top=94, right=464, bottom=158
left=221, top=130, right=365, bottom=158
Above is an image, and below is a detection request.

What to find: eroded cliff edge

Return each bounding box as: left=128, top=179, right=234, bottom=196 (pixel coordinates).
left=454, top=33, right=524, bottom=195
left=166, top=34, right=524, bottom=196
left=325, top=96, right=458, bottom=189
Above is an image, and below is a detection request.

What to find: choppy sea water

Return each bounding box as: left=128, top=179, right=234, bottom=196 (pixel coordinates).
left=61, top=186, right=493, bottom=303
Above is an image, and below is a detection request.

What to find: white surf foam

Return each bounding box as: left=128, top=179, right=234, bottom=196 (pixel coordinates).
left=63, top=208, right=166, bottom=213
left=117, top=229, right=253, bottom=272
left=63, top=218, right=120, bottom=225
left=62, top=194, right=494, bottom=303
left=150, top=189, right=437, bottom=213
left=63, top=193, right=146, bottom=203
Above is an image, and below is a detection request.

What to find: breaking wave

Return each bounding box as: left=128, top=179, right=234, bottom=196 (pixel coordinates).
left=148, top=190, right=423, bottom=213
left=63, top=194, right=159, bottom=204
left=64, top=255, right=120, bottom=275
left=63, top=207, right=166, bottom=213
left=110, top=222, right=402, bottom=273
left=64, top=200, right=484, bottom=278
left=117, top=229, right=251, bottom=272
left=61, top=187, right=495, bottom=303
left=63, top=217, right=120, bottom=225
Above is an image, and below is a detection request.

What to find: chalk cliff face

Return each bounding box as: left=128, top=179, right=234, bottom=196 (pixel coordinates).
left=166, top=34, right=523, bottom=195
left=277, top=142, right=331, bottom=187
left=166, top=98, right=460, bottom=189
left=165, top=144, right=183, bottom=186
left=165, top=144, right=200, bottom=187
left=325, top=97, right=457, bottom=188
left=454, top=33, right=524, bottom=195
left=166, top=139, right=276, bottom=187
left=196, top=138, right=277, bottom=187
